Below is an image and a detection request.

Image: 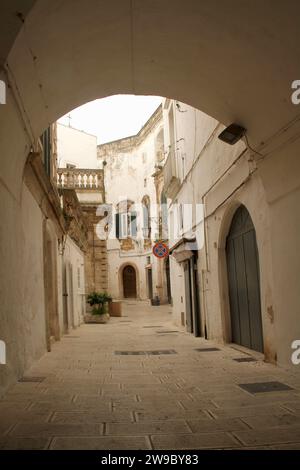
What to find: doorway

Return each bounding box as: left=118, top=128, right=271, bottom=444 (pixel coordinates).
left=183, top=255, right=201, bottom=336
left=165, top=257, right=172, bottom=304
left=123, top=265, right=137, bottom=298
left=226, top=205, right=264, bottom=353
left=146, top=267, right=153, bottom=300
left=62, top=263, right=69, bottom=334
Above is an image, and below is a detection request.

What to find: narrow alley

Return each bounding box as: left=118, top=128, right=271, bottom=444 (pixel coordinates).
left=1, top=301, right=300, bottom=450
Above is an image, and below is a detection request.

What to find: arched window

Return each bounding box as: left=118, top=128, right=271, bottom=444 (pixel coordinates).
left=142, top=195, right=151, bottom=239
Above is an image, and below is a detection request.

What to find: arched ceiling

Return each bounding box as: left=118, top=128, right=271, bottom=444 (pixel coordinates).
left=3, top=0, right=300, bottom=145
left=0, top=0, right=36, bottom=65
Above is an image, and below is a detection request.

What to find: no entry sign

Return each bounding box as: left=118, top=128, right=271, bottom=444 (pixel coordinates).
left=153, top=241, right=169, bottom=259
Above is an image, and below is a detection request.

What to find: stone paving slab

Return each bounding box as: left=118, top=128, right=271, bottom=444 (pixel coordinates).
left=11, top=423, right=103, bottom=438
left=107, top=420, right=191, bottom=436
left=51, top=411, right=134, bottom=424
left=151, top=432, right=240, bottom=449
left=187, top=418, right=248, bottom=433
left=241, top=413, right=300, bottom=429
left=233, top=426, right=300, bottom=446
left=0, top=437, right=51, bottom=450
left=50, top=436, right=151, bottom=450
left=1, top=300, right=300, bottom=450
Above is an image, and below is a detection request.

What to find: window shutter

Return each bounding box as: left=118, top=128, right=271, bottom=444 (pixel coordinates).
left=115, top=213, right=120, bottom=239
left=130, top=212, right=137, bottom=238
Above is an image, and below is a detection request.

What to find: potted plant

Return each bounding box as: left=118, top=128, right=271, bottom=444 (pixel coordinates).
left=85, top=291, right=112, bottom=323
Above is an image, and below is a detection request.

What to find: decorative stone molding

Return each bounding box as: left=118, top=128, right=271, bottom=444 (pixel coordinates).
left=59, top=189, right=88, bottom=251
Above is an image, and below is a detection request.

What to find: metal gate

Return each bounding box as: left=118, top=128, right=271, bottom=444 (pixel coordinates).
left=226, top=205, right=263, bottom=352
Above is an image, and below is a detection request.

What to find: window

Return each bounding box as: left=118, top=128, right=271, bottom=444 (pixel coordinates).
left=115, top=211, right=137, bottom=239
left=179, top=203, right=184, bottom=232
left=142, top=196, right=151, bottom=239
left=160, top=191, right=168, bottom=239
left=41, top=127, right=51, bottom=176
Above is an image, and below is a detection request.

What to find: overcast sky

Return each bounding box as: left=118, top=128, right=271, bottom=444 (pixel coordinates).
left=58, top=95, right=163, bottom=144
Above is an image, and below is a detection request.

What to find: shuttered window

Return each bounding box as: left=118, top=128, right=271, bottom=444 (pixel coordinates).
left=115, top=212, right=137, bottom=239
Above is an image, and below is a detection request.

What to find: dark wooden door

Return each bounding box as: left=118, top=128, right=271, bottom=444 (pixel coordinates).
left=165, top=257, right=172, bottom=304
left=147, top=268, right=153, bottom=299
left=184, top=261, right=193, bottom=333
left=226, top=205, right=263, bottom=352
left=190, top=255, right=201, bottom=337
left=123, top=265, right=137, bottom=298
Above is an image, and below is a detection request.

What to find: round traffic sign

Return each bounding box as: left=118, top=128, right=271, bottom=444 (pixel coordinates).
left=152, top=241, right=169, bottom=259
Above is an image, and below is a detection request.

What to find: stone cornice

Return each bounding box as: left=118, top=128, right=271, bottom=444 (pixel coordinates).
left=97, top=104, right=162, bottom=155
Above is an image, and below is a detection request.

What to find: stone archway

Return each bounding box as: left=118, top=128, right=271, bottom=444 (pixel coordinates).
left=1, top=0, right=300, bottom=375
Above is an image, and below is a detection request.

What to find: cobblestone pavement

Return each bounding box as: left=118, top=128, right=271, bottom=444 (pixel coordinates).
left=1, top=301, right=300, bottom=450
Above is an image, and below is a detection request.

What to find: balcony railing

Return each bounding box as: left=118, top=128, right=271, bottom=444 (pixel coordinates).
left=57, top=168, right=104, bottom=190
left=163, top=149, right=181, bottom=199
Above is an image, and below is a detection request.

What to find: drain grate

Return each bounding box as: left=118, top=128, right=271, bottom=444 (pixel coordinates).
left=233, top=357, right=257, bottom=363
left=149, top=350, right=177, bottom=355
left=238, top=381, right=294, bottom=394
left=156, top=330, right=178, bottom=334
left=65, top=336, right=80, bottom=338
left=143, top=326, right=163, bottom=328
left=120, top=321, right=132, bottom=323
left=19, top=376, right=46, bottom=383
left=195, top=347, right=220, bottom=352
left=115, top=350, right=177, bottom=356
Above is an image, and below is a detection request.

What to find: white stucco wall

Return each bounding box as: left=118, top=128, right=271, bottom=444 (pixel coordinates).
left=101, top=113, right=164, bottom=301
left=57, top=123, right=98, bottom=169
left=0, top=183, right=47, bottom=397
left=164, top=99, right=281, bottom=364
left=63, top=236, right=86, bottom=327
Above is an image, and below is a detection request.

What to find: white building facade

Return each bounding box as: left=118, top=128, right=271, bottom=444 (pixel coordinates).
left=162, top=98, right=279, bottom=365
left=57, top=123, right=98, bottom=169
left=98, top=106, right=171, bottom=304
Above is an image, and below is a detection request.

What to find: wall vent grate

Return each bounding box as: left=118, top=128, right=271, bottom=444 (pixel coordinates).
left=233, top=357, right=257, bottom=363
left=115, top=350, right=177, bottom=356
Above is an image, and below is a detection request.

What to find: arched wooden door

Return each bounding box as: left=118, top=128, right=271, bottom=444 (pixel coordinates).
left=123, top=265, right=137, bottom=298
left=226, top=205, right=264, bottom=352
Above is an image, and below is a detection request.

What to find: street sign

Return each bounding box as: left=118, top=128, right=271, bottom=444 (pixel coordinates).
left=153, top=241, right=169, bottom=259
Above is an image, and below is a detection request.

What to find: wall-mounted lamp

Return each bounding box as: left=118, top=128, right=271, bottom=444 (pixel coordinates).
left=218, top=123, right=246, bottom=145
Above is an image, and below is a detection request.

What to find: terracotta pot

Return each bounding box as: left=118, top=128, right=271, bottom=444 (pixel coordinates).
left=108, top=301, right=122, bottom=317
